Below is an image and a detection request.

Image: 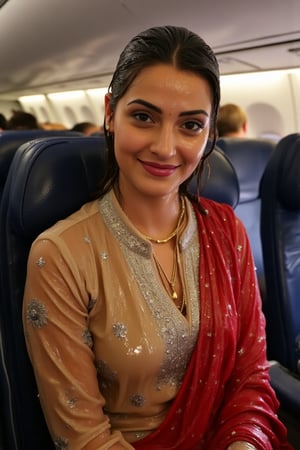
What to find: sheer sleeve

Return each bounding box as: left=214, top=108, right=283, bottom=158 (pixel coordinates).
left=23, top=237, right=133, bottom=450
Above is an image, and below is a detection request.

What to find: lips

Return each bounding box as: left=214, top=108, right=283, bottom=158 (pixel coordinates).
left=140, top=160, right=178, bottom=177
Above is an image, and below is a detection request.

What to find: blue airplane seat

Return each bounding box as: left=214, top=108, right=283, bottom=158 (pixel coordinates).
left=0, top=137, right=238, bottom=450
left=217, top=137, right=275, bottom=301
left=260, top=132, right=300, bottom=415
left=0, top=135, right=106, bottom=450
left=195, top=145, right=239, bottom=208
left=0, top=129, right=82, bottom=195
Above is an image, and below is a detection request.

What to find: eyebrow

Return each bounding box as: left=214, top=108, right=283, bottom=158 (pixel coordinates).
left=127, top=99, right=209, bottom=117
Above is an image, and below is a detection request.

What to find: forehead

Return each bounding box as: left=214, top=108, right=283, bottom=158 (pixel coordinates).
left=126, top=64, right=212, bottom=106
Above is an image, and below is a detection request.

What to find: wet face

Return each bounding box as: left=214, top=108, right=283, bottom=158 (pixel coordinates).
left=105, top=63, right=212, bottom=202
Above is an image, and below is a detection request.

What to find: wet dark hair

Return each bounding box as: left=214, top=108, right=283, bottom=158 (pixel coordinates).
left=99, top=25, right=220, bottom=211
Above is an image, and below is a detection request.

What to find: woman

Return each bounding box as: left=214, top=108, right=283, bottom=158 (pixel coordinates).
left=23, top=26, right=292, bottom=449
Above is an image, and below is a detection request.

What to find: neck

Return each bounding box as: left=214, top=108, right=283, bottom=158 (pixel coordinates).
left=114, top=187, right=183, bottom=241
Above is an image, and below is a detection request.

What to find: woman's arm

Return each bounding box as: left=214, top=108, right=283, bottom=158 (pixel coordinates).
left=23, top=237, right=133, bottom=450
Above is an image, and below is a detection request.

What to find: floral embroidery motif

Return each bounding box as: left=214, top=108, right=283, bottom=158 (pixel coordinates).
left=82, top=329, right=93, bottom=347
left=130, top=393, right=145, bottom=407
left=100, top=251, right=109, bottom=260
left=35, top=256, right=46, bottom=267
left=26, top=299, right=48, bottom=328
left=54, top=436, right=68, bottom=449
left=66, top=397, right=77, bottom=409
left=134, top=431, right=146, bottom=439
left=112, top=322, right=127, bottom=339
left=83, top=235, right=91, bottom=243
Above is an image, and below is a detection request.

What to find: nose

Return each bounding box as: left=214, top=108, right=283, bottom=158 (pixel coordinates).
left=150, top=123, right=176, bottom=159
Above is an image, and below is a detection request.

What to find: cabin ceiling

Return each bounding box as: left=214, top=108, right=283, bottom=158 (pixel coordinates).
left=0, top=0, right=300, bottom=99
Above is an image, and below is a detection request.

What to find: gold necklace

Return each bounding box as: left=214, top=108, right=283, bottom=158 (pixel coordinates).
left=140, top=196, right=185, bottom=244
left=153, top=246, right=178, bottom=300
left=152, top=227, right=186, bottom=314
left=153, top=248, right=186, bottom=313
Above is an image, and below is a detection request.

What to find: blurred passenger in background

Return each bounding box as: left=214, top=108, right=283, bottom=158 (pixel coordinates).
left=70, top=121, right=103, bottom=135
left=0, top=113, right=7, bottom=130
left=217, top=103, right=248, bottom=137
left=6, top=110, right=39, bottom=130
left=40, top=121, right=67, bottom=130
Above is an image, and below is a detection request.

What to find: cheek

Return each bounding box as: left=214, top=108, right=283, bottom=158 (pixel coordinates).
left=113, top=124, right=148, bottom=159
left=183, top=138, right=208, bottom=168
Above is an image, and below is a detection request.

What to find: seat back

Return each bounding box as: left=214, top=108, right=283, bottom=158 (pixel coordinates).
left=0, top=138, right=238, bottom=450
left=0, top=130, right=82, bottom=200
left=260, top=133, right=300, bottom=373
left=0, top=136, right=106, bottom=450
left=217, top=137, right=275, bottom=299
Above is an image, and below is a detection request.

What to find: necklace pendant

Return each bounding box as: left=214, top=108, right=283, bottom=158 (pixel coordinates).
left=172, top=291, right=178, bottom=300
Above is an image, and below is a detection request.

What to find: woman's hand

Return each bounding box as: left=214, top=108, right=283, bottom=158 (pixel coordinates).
left=227, top=442, right=257, bottom=450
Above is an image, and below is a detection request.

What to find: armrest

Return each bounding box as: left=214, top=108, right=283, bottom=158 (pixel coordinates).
left=269, top=361, right=300, bottom=415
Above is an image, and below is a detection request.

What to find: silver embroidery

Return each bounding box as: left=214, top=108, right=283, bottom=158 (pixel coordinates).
left=83, top=236, right=91, bottom=243
left=82, top=329, right=93, bottom=347
left=112, top=322, right=127, bottom=339
left=99, top=193, right=200, bottom=390
left=100, top=251, right=109, bottom=260
left=66, top=398, right=77, bottom=408
left=54, top=436, right=68, bottom=450
left=35, top=256, right=46, bottom=267
left=64, top=387, right=78, bottom=409
left=130, top=393, right=145, bottom=407
left=134, top=431, right=146, bottom=439
left=26, top=299, right=48, bottom=328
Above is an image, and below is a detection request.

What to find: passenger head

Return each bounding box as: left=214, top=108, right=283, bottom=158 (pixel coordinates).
left=7, top=110, right=39, bottom=130
left=102, top=25, right=220, bottom=202
left=71, top=121, right=102, bottom=135
left=0, top=113, right=7, bottom=130
left=40, top=121, right=67, bottom=130
left=217, top=103, right=248, bottom=137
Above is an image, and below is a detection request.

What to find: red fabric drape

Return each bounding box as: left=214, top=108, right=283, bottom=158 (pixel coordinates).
left=133, top=199, right=293, bottom=450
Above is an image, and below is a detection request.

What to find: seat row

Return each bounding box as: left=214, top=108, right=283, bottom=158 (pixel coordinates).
left=217, top=135, right=300, bottom=421
left=0, top=130, right=299, bottom=448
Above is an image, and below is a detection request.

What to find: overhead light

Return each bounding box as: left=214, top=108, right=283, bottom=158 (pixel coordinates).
left=47, top=90, right=85, bottom=101
left=86, top=88, right=108, bottom=96
left=19, top=95, right=46, bottom=103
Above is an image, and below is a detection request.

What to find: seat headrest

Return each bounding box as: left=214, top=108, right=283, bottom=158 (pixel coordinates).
left=191, top=146, right=239, bottom=208
left=272, top=133, right=300, bottom=210
left=6, top=136, right=105, bottom=238
left=217, top=137, right=275, bottom=202
left=0, top=130, right=82, bottom=187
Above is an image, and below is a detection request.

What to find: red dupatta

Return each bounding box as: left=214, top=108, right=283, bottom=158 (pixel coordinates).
left=133, top=200, right=292, bottom=450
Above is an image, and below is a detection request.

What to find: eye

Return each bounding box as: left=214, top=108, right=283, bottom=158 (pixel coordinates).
left=182, top=120, right=204, bottom=133
left=133, top=112, right=153, bottom=123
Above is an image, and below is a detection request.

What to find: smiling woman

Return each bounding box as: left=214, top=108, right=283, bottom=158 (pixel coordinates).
left=21, top=25, right=293, bottom=450
left=105, top=64, right=212, bottom=209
